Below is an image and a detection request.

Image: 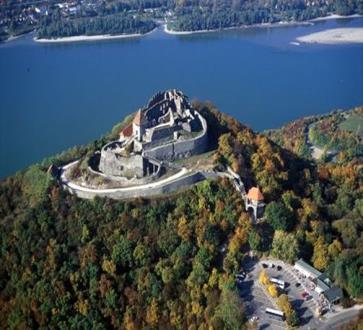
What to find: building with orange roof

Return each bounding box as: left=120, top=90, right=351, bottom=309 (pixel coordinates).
left=247, top=187, right=264, bottom=201
left=245, top=187, right=265, bottom=222
left=119, top=123, right=133, bottom=140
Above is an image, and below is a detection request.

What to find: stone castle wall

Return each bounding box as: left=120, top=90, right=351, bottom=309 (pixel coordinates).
left=63, top=171, right=213, bottom=200
left=143, top=111, right=208, bottom=160
left=99, top=150, right=145, bottom=178
left=89, top=158, right=162, bottom=185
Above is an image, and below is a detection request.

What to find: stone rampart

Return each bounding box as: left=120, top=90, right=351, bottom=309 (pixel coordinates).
left=88, top=159, right=162, bottom=186
left=62, top=170, right=210, bottom=200
left=100, top=151, right=145, bottom=177
left=143, top=111, right=208, bottom=160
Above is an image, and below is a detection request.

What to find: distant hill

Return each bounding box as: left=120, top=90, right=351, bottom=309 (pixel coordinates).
left=0, top=102, right=362, bottom=328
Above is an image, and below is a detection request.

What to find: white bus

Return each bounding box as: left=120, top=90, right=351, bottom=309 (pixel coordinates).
left=265, top=308, right=285, bottom=320
left=271, top=278, right=286, bottom=289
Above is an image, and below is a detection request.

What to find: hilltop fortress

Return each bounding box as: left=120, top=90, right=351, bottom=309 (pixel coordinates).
left=58, top=89, right=264, bottom=221
left=98, top=90, right=208, bottom=180
left=60, top=89, right=213, bottom=199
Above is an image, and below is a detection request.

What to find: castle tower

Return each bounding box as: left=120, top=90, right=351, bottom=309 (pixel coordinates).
left=245, top=187, right=265, bottom=222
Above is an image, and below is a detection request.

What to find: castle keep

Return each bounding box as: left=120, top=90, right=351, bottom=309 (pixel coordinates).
left=99, top=90, right=208, bottom=179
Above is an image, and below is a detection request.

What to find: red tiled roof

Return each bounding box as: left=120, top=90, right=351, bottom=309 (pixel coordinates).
left=120, top=123, right=133, bottom=137
left=133, top=110, right=142, bottom=125
left=247, top=187, right=264, bottom=201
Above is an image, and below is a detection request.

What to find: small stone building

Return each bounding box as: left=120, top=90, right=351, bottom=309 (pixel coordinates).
left=245, top=187, right=265, bottom=222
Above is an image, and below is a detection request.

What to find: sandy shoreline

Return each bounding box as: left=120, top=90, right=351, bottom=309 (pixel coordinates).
left=297, top=27, right=363, bottom=44
left=34, top=33, right=142, bottom=43
left=163, top=24, right=218, bottom=35
left=309, top=13, right=363, bottom=22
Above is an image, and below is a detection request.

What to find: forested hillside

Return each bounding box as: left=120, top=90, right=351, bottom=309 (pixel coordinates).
left=0, top=103, right=362, bottom=328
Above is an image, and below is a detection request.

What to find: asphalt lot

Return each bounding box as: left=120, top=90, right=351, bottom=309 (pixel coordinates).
left=239, top=257, right=323, bottom=329
left=238, top=257, right=286, bottom=329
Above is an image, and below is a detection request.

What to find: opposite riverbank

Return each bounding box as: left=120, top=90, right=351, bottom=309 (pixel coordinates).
left=163, top=21, right=312, bottom=36
left=2, top=13, right=362, bottom=44
left=163, top=14, right=363, bottom=36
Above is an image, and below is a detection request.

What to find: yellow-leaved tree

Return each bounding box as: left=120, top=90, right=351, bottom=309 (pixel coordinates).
left=259, top=269, right=270, bottom=286
left=312, top=236, right=329, bottom=271
left=267, top=283, right=279, bottom=298
left=146, top=298, right=159, bottom=327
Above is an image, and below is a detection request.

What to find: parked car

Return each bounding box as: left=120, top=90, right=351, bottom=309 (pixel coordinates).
left=295, top=283, right=301, bottom=288
left=277, top=265, right=282, bottom=271
left=236, top=274, right=245, bottom=280
left=262, top=263, right=268, bottom=268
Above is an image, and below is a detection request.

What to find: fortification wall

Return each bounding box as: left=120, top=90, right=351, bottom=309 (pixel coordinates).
left=144, top=142, right=174, bottom=160
left=88, top=158, right=162, bottom=185
left=62, top=171, right=210, bottom=200
left=143, top=111, right=208, bottom=160
left=100, top=151, right=145, bottom=178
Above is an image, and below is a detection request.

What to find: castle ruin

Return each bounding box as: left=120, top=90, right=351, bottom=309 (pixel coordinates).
left=98, top=89, right=208, bottom=180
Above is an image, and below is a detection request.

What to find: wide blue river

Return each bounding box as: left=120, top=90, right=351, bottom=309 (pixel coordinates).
left=1, top=17, right=363, bottom=178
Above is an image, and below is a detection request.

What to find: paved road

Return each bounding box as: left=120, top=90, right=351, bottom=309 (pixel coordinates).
left=321, top=306, right=363, bottom=330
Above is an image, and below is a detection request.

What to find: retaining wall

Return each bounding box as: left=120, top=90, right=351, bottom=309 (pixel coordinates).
left=63, top=171, right=210, bottom=200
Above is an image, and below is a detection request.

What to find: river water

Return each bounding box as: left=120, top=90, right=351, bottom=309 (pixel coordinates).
left=0, top=17, right=362, bottom=178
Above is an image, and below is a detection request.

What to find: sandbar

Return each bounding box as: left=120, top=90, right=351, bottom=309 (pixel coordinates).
left=296, top=28, right=363, bottom=44
left=34, top=33, right=142, bottom=43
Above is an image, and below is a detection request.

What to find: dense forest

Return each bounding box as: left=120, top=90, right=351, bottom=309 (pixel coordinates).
left=169, top=0, right=363, bottom=31
left=37, top=12, right=156, bottom=38
left=0, top=103, right=362, bottom=328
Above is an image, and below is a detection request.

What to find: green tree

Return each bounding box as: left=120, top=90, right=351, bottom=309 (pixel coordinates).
left=22, top=165, right=52, bottom=205
left=111, top=235, right=133, bottom=268
left=212, top=287, right=244, bottom=330
left=248, top=229, right=262, bottom=251
left=271, top=230, right=299, bottom=263
left=265, top=201, right=294, bottom=232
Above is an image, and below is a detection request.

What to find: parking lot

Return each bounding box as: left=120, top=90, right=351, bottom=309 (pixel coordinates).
left=238, top=257, right=323, bottom=329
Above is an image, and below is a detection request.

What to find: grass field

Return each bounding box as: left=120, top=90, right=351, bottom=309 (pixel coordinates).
left=339, top=114, right=363, bottom=138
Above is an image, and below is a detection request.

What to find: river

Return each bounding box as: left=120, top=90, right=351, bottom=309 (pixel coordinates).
left=0, top=17, right=362, bottom=178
